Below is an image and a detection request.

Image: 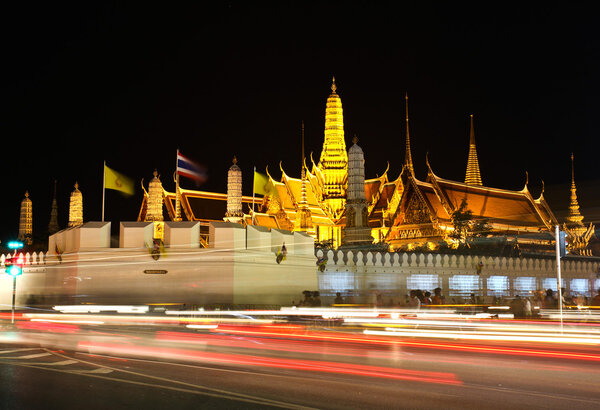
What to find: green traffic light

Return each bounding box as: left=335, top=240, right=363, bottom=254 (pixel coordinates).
left=6, top=265, right=22, bottom=276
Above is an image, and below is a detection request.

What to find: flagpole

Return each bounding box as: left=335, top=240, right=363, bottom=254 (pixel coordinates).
left=252, top=166, right=256, bottom=225
left=175, top=149, right=181, bottom=221
left=102, top=161, right=106, bottom=222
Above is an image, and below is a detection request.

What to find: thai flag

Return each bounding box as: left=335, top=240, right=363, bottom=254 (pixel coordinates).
left=176, top=150, right=207, bottom=183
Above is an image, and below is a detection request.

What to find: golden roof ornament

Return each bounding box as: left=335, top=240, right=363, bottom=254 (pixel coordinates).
left=331, top=76, right=337, bottom=93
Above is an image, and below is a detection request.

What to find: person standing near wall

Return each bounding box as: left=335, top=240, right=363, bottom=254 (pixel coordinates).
left=432, top=288, right=445, bottom=305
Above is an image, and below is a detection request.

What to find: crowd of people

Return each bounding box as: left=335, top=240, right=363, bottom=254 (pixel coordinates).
left=296, top=290, right=322, bottom=307
left=295, top=288, right=600, bottom=314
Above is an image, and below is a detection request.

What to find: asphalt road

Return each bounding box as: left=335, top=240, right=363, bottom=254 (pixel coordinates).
left=1, top=324, right=600, bottom=409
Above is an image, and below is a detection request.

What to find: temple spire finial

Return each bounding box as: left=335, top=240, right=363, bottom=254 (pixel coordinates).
left=295, top=119, right=313, bottom=232
left=567, top=152, right=584, bottom=226
left=301, top=120, right=305, bottom=177
left=571, top=152, right=575, bottom=185
left=465, top=114, right=483, bottom=186
left=331, top=76, right=337, bottom=93
left=404, top=92, right=414, bottom=175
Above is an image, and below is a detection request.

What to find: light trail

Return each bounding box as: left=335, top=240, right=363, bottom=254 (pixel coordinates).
left=364, top=328, right=600, bottom=345
left=76, top=341, right=463, bottom=385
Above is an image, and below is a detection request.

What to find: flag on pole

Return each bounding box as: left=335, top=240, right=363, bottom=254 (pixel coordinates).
left=253, top=171, right=275, bottom=196
left=104, top=164, right=134, bottom=195
left=176, top=151, right=207, bottom=183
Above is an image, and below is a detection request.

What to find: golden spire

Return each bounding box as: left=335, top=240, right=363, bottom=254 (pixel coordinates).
left=317, top=76, right=347, bottom=218
left=404, top=93, right=414, bottom=175
left=465, top=114, right=483, bottom=186
left=566, top=152, right=584, bottom=226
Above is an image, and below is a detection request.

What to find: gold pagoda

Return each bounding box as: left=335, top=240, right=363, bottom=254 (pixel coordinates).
left=136, top=78, right=595, bottom=255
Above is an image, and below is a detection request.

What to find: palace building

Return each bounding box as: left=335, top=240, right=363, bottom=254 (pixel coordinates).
left=137, top=79, right=596, bottom=255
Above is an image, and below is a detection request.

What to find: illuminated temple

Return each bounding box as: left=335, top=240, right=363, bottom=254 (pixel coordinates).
left=137, top=79, right=596, bottom=255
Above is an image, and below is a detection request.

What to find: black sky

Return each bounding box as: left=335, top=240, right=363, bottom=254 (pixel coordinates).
left=1, top=2, right=599, bottom=244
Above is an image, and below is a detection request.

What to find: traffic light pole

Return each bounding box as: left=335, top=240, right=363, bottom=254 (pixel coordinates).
left=11, top=275, right=17, bottom=324
left=5, top=241, right=24, bottom=325
left=555, top=224, right=564, bottom=333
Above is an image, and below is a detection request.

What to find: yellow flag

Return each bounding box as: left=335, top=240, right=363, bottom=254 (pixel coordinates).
left=253, top=171, right=274, bottom=196
left=105, top=164, right=134, bottom=195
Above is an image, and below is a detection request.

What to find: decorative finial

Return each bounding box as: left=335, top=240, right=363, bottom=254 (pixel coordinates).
left=525, top=170, right=529, bottom=186
left=571, top=152, right=575, bottom=183
left=25, top=190, right=29, bottom=198
left=352, top=134, right=358, bottom=144
left=232, top=155, right=237, bottom=165
left=74, top=181, right=79, bottom=189
left=404, top=92, right=414, bottom=175
left=331, top=76, right=337, bottom=93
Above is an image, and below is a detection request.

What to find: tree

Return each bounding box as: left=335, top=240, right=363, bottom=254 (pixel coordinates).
left=471, top=218, right=492, bottom=237
left=450, top=198, right=473, bottom=244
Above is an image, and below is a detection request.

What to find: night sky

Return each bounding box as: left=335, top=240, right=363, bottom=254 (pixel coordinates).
left=2, top=2, right=599, bottom=245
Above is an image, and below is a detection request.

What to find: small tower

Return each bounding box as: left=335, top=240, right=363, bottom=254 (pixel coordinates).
left=68, top=182, right=83, bottom=228
left=48, top=180, right=60, bottom=234
left=18, top=191, right=33, bottom=245
left=224, top=156, right=243, bottom=223
left=465, top=114, right=483, bottom=186
left=342, top=136, right=373, bottom=246
left=145, top=170, right=165, bottom=240
left=145, top=170, right=164, bottom=222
